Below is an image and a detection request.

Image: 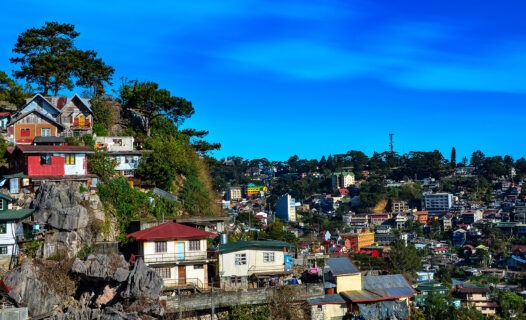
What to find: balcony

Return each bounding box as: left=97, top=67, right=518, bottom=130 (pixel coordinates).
left=138, top=251, right=211, bottom=265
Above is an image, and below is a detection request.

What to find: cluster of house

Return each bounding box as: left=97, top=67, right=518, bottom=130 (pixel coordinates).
left=0, top=94, right=150, bottom=266
left=125, top=219, right=296, bottom=293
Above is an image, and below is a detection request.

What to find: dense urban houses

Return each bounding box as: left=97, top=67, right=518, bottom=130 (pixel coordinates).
left=126, top=222, right=216, bottom=291
left=216, top=240, right=295, bottom=290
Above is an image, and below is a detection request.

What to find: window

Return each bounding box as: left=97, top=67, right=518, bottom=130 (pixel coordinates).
left=20, top=128, right=30, bottom=137
left=154, top=267, right=171, bottom=279
left=40, top=154, right=52, bottom=165
left=235, top=253, right=247, bottom=265
left=0, top=246, right=7, bottom=255
left=65, top=154, right=75, bottom=165
left=0, top=223, right=6, bottom=234
left=263, top=252, right=275, bottom=263
left=189, top=240, right=200, bottom=251
left=0, top=200, right=3, bottom=211
left=41, top=128, right=51, bottom=136
left=194, top=264, right=204, bottom=270
left=230, top=276, right=241, bottom=285
left=155, top=241, right=167, bottom=253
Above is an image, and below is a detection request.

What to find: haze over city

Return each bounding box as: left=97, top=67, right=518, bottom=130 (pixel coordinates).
left=1, top=1, right=525, bottom=161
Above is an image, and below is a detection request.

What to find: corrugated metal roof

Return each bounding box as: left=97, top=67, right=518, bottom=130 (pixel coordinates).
left=362, top=275, right=415, bottom=298
left=326, top=257, right=360, bottom=275
left=308, top=294, right=346, bottom=305
left=16, top=145, right=94, bottom=154
left=126, top=222, right=216, bottom=241
left=0, top=209, right=34, bottom=222
left=217, top=240, right=295, bottom=253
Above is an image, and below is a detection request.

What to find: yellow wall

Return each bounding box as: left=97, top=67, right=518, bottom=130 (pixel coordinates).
left=336, top=273, right=362, bottom=293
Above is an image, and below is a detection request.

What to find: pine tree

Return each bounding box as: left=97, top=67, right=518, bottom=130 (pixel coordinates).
left=451, top=147, right=456, bottom=168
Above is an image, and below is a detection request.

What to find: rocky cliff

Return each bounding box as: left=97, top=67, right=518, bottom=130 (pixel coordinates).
left=2, top=182, right=164, bottom=319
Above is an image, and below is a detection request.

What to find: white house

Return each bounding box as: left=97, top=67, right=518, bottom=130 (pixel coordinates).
left=95, top=136, right=146, bottom=177
left=216, top=240, right=295, bottom=290
left=126, top=222, right=216, bottom=291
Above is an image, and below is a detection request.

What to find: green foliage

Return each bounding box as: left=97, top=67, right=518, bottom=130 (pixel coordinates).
left=23, top=239, right=43, bottom=258
left=97, top=177, right=154, bottom=238
left=77, top=244, right=92, bottom=260
left=118, top=79, right=194, bottom=136
left=497, top=290, right=524, bottom=319
left=388, top=241, right=422, bottom=278
left=0, top=70, right=27, bottom=107
left=91, top=97, right=118, bottom=133
left=93, top=123, right=108, bottom=136
left=180, top=173, right=214, bottom=215
left=137, top=136, right=195, bottom=191
left=87, top=151, right=115, bottom=183
left=82, top=134, right=95, bottom=148
left=230, top=304, right=270, bottom=320
left=97, top=177, right=181, bottom=238
left=0, top=137, right=8, bottom=164
left=10, top=21, right=113, bottom=96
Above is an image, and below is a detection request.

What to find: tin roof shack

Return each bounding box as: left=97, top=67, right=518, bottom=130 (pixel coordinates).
left=341, top=274, right=415, bottom=319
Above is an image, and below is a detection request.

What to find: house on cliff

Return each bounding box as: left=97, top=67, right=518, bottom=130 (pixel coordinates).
left=6, top=94, right=93, bottom=145
left=126, top=222, right=216, bottom=292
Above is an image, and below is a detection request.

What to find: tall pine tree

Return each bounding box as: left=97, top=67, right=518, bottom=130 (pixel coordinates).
left=450, top=147, right=456, bottom=168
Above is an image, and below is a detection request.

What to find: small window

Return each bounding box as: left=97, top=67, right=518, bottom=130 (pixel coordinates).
left=21, top=128, right=30, bottom=137
left=0, top=224, right=6, bottom=234
left=155, top=241, right=167, bottom=253
left=230, top=276, right=241, bottom=285
left=40, top=154, right=52, bottom=165
left=235, top=253, right=247, bottom=265
left=263, top=252, right=275, bottom=263
left=41, top=128, right=51, bottom=136
left=189, top=240, right=200, bottom=251
left=0, top=246, right=7, bottom=255
left=0, top=200, right=3, bottom=211
left=154, top=267, right=171, bottom=279
left=194, top=264, right=204, bottom=270
left=65, top=154, right=75, bottom=165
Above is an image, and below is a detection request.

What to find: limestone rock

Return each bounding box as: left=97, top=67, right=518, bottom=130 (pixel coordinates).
left=72, top=254, right=129, bottom=281
left=3, top=260, right=62, bottom=317
left=47, top=205, right=90, bottom=231
left=122, top=258, right=163, bottom=300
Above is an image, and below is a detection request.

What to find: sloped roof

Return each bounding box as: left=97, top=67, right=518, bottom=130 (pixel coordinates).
left=342, top=274, right=415, bottom=302
left=16, top=145, right=94, bottom=154
left=0, top=209, right=34, bottom=222
left=7, top=109, right=64, bottom=128
left=217, top=240, right=295, bottom=253
left=0, top=192, right=15, bottom=202
left=126, top=222, right=216, bottom=241
left=326, top=257, right=360, bottom=275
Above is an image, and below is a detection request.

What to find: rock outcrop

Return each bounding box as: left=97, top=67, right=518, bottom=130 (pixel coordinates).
left=3, top=260, right=62, bottom=317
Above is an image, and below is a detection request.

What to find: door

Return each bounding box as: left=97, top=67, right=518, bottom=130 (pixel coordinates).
left=178, top=265, right=186, bottom=285
left=176, top=242, right=185, bottom=260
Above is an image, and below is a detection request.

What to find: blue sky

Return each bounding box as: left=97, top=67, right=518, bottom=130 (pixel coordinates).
left=1, top=1, right=525, bottom=162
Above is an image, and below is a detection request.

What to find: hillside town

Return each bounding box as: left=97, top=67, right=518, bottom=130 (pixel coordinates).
left=0, top=94, right=525, bottom=319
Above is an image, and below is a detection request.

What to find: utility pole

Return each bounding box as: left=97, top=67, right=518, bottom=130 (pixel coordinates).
left=211, top=277, right=215, bottom=319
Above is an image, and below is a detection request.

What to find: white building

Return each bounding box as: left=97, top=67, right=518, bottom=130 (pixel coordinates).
left=276, top=193, right=296, bottom=221
left=95, top=136, right=145, bottom=177
left=216, top=240, right=295, bottom=290
left=332, top=172, right=355, bottom=189
left=423, top=193, right=453, bottom=217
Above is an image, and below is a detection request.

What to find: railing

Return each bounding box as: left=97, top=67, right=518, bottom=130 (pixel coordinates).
left=248, top=264, right=286, bottom=274
left=140, top=251, right=210, bottom=264
left=162, top=277, right=206, bottom=290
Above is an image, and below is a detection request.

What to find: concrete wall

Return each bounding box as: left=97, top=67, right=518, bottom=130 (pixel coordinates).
left=0, top=307, right=28, bottom=320
left=166, top=283, right=324, bottom=313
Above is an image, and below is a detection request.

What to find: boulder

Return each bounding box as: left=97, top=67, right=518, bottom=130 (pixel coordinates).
left=122, top=258, right=163, bottom=300
left=72, top=254, right=129, bottom=281
left=43, top=230, right=83, bottom=258
left=3, top=260, right=62, bottom=317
